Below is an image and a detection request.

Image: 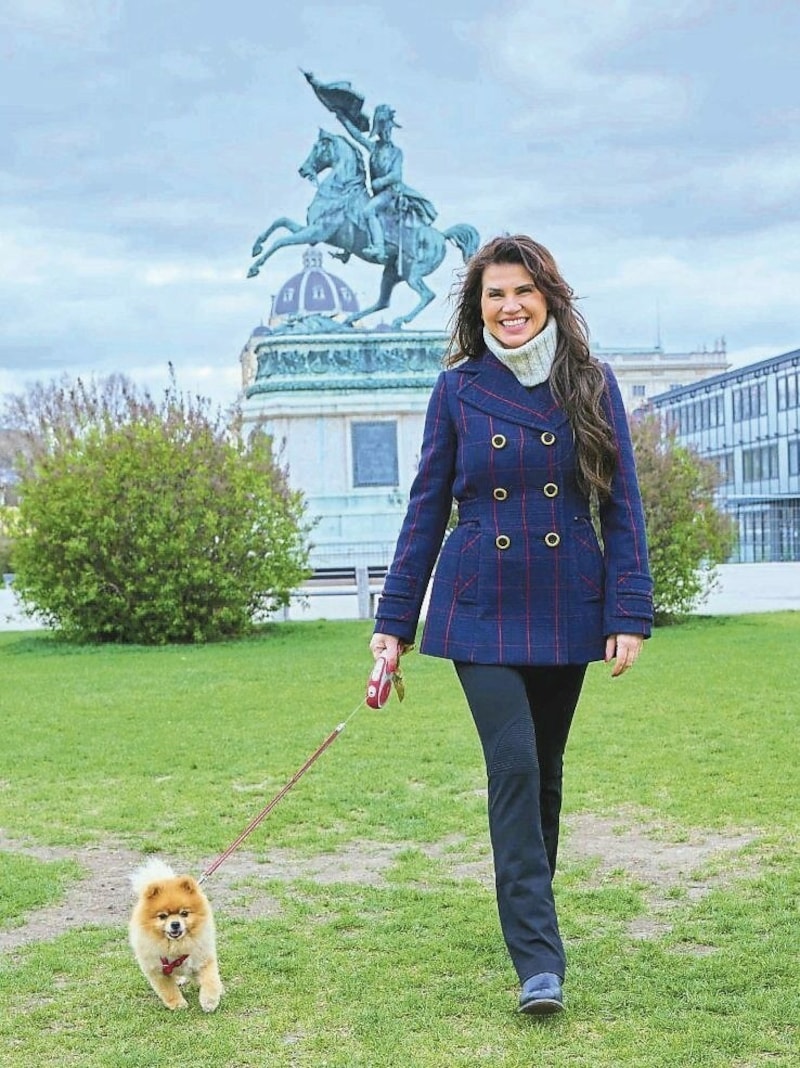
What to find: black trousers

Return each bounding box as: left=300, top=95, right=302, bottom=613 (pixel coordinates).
left=454, top=662, right=587, bottom=983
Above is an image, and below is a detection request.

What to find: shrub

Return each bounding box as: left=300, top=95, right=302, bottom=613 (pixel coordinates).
left=631, top=413, right=736, bottom=620
left=5, top=373, right=311, bottom=643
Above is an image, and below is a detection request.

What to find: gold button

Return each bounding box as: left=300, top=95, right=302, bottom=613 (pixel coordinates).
left=543, top=483, right=559, bottom=498
left=544, top=532, right=560, bottom=547
left=493, top=487, right=508, bottom=501
left=540, top=431, right=556, bottom=446
left=491, top=433, right=507, bottom=449
left=495, top=534, right=511, bottom=550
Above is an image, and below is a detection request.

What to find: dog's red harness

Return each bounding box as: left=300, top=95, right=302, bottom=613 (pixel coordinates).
left=160, top=954, right=189, bottom=975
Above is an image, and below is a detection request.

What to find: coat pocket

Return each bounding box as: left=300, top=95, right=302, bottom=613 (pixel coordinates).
left=439, top=523, right=480, bottom=605
left=573, top=515, right=604, bottom=602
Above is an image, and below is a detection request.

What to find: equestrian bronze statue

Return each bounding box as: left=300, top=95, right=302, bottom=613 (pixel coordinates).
left=248, top=72, right=479, bottom=329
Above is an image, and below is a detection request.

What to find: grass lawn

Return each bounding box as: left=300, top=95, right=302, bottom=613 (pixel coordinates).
left=0, top=613, right=798, bottom=1067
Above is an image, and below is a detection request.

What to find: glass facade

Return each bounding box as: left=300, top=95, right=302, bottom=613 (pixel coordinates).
left=649, top=347, right=800, bottom=562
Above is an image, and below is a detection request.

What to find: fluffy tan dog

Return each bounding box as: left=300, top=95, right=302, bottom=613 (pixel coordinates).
left=129, top=858, right=223, bottom=1012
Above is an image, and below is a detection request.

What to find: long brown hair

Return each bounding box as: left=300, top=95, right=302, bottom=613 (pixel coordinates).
left=445, top=234, right=617, bottom=498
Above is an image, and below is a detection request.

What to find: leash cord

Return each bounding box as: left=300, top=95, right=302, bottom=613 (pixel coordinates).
left=198, top=699, right=366, bottom=884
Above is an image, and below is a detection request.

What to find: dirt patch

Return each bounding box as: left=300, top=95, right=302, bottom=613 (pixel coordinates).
left=0, top=814, right=760, bottom=951
left=563, top=814, right=757, bottom=887
left=562, top=813, right=760, bottom=940
left=0, top=831, right=413, bottom=952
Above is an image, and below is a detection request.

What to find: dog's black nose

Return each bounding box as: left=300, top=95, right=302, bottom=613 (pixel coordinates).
left=169, top=920, right=182, bottom=931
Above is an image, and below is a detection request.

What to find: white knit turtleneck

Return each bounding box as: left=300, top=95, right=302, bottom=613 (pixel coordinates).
left=483, top=315, right=558, bottom=387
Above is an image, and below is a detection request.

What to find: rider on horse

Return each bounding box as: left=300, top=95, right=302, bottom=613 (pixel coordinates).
left=248, top=75, right=479, bottom=329
left=304, top=72, right=437, bottom=263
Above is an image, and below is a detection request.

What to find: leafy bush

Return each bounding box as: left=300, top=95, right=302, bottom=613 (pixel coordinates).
left=631, top=412, right=736, bottom=620
left=4, top=373, right=311, bottom=643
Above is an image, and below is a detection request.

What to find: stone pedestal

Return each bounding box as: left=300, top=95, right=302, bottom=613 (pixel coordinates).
left=241, top=325, right=446, bottom=569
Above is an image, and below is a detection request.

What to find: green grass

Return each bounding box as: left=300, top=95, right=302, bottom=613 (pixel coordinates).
left=0, top=853, right=83, bottom=927
left=1, top=614, right=798, bottom=1067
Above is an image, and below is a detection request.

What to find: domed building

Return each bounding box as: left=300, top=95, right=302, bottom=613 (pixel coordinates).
left=270, top=247, right=359, bottom=325
left=239, top=248, right=361, bottom=389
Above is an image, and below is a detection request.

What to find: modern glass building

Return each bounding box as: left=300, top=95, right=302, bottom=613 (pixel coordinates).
left=648, top=347, right=800, bottom=562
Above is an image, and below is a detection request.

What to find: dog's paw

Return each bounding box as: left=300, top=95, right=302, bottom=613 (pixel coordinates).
left=164, top=996, right=189, bottom=1011
left=199, top=990, right=221, bottom=1013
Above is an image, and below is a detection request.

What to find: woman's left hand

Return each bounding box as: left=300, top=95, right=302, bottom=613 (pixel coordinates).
left=605, top=633, right=644, bottom=677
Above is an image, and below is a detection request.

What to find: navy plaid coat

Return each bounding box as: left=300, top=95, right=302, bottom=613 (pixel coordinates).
left=374, top=352, right=653, bottom=665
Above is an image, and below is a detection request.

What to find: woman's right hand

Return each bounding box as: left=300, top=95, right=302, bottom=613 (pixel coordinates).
left=369, top=632, right=404, bottom=672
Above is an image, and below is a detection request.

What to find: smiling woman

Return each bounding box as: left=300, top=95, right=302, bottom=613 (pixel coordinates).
left=369, top=233, right=654, bottom=1015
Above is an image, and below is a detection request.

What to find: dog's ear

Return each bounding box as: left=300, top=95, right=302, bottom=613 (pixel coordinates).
left=179, top=878, right=198, bottom=895
left=145, top=883, right=163, bottom=899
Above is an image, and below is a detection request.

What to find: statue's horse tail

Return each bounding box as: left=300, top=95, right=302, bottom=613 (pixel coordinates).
left=443, top=224, right=480, bottom=262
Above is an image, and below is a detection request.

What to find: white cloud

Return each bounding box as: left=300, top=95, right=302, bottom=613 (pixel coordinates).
left=140, top=264, right=242, bottom=287
left=476, top=0, right=708, bottom=133
left=598, top=226, right=800, bottom=316
left=684, top=149, right=800, bottom=215
left=121, top=360, right=243, bottom=405
left=108, top=197, right=234, bottom=227
left=0, top=226, right=127, bottom=289
left=726, top=342, right=796, bottom=369
left=0, top=0, right=123, bottom=43
left=0, top=371, right=23, bottom=396
left=157, top=50, right=215, bottom=83
left=565, top=220, right=800, bottom=359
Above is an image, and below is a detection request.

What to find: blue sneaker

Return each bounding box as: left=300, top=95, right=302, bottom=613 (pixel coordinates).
left=518, top=972, right=564, bottom=1014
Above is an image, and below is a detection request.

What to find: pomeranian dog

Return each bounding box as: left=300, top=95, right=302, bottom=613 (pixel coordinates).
left=129, top=858, right=223, bottom=1012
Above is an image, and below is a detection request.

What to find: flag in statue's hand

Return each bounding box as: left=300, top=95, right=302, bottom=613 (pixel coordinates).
left=303, top=71, right=370, bottom=132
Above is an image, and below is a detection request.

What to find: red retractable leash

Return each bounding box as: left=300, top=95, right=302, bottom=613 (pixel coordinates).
left=365, top=651, right=396, bottom=709
left=197, top=652, right=408, bottom=885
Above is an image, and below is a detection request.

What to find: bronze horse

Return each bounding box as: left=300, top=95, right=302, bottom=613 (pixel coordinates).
left=248, top=130, right=479, bottom=328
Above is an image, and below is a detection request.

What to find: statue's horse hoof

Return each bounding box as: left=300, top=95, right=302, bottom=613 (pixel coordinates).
left=247, top=266, right=260, bottom=278
left=252, top=243, right=263, bottom=256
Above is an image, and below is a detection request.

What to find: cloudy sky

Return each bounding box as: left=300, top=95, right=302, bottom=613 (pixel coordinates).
left=1, top=0, right=798, bottom=408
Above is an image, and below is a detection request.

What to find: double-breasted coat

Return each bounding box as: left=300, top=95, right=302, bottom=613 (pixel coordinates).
left=374, top=352, right=653, bottom=664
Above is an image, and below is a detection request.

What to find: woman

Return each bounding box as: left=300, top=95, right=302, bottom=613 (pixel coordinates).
left=370, top=234, right=653, bottom=1014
